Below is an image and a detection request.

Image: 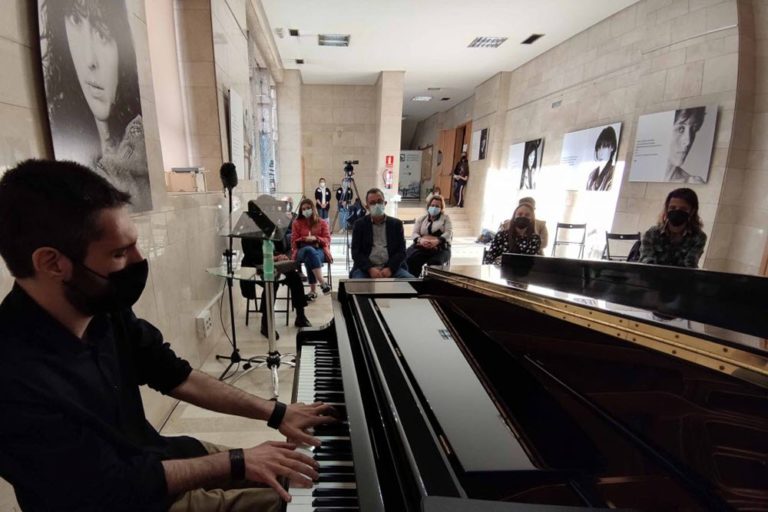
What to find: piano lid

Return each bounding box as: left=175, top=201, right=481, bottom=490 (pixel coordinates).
left=424, top=264, right=768, bottom=389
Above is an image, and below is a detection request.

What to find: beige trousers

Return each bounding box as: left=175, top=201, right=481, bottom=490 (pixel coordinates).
left=168, top=441, right=280, bottom=512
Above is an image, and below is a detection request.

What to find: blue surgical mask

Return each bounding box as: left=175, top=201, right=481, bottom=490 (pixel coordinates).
left=302, top=208, right=313, bottom=218
left=370, top=203, right=386, bottom=217
left=428, top=206, right=440, bottom=217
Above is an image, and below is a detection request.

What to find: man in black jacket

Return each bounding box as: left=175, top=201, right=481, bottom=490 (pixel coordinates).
left=0, top=160, right=333, bottom=511
left=350, top=188, right=414, bottom=279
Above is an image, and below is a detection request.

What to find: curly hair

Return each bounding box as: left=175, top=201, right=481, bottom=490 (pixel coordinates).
left=660, top=187, right=704, bottom=232
left=40, top=0, right=141, bottom=161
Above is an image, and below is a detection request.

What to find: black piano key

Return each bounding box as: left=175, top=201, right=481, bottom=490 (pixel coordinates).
left=312, top=497, right=359, bottom=507
left=314, top=508, right=359, bottom=512
left=313, top=488, right=358, bottom=498
left=318, top=473, right=356, bottom=483
left=314, top=452, right=352, bottom=461
left=313, top=426, right=350, bottom=436
left=318, top=465, right=355, bottom=474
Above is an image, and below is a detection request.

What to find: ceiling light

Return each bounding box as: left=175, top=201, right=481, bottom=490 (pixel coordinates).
left=289, top=28, right=300, bottom=37
left=468, top=36, right=508, bottom=48
left=318, top=34, right=350, bottom=47
left=295, top=59, right=304, bottom=64
left=427, top=87, right=441, bottom=91
left=440, top=97, right=451, bottom=101
left=522, top=34, right=544, bottom=45
left=411, top=96, right=432, bottom=102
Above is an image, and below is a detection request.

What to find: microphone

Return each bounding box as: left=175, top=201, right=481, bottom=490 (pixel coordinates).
left=219, top=162, right=238, bottom=190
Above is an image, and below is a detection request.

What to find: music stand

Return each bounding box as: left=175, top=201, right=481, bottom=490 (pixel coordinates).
left=212, top=196, right=295, bottom=398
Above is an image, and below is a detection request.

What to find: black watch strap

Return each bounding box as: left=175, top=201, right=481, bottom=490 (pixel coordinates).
left=229, top=448, right=245, bottom=481
left=267, top=401, right=287, bottom=429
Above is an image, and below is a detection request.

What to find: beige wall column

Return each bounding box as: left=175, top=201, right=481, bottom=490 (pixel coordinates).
left=277, top=69, right=304, bottom=196
left=373, top=71, right=404, bottom=211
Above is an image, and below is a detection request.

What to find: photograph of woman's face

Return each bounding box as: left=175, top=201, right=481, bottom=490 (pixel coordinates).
left=65, top=9, right=119, bottom=123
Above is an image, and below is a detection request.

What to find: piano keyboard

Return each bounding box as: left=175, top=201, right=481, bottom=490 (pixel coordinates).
left=287, top=343, right=360, bottom=512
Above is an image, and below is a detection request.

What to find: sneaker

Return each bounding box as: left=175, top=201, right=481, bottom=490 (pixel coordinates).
left=321, top=282, right=332, bottom=295
left=294, top=315, right=312, bottom=328
left=306, top=292, right=317, bottom=302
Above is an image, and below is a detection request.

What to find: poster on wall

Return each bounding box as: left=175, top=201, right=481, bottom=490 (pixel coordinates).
left=629, top=105, right=717, bottom=184
left=470, top=128, right=489, bottom=161
left=508, top=139, right=544, bottom=190
left=560, top=123, right=622, bottom=191
left=38, top=0, right=152, bottom=212
left=399, top=151, right=422, bottom=199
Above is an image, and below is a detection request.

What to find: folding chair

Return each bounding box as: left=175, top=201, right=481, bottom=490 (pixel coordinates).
left=603, top=232, right=641, bottom=261
left=551, top=223, right=587, bottom=259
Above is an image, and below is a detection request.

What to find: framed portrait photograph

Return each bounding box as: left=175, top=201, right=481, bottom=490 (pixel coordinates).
left=629, top=106, right=718, bottom=184
left=38, top=0, right=153, bottom=212
left=560, top=123, right=622, bottom=191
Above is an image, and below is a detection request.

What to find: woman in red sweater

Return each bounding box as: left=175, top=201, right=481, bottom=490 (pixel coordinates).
left=292, top=198, right=333, bottom=298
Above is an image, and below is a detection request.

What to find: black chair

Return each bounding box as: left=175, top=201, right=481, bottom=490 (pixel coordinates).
left=551, top=223, right=587, bottom=259
left=603, top=232, right=641, bottom=261
left=239, top=237, right=291, bottom=327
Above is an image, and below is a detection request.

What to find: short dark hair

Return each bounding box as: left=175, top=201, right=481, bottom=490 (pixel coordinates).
left=662, top=187, right=703, bottom=231
left=365, top=188, right=385, bottom=203
left=674, top=107, right=705, bottom=132
left=0, top=159, right=131, bottom=278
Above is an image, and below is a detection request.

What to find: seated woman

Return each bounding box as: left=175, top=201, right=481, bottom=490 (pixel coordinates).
left=405, top=195, right=453, bottom=276
left=499, top=197, right=548, bottom=255
left=639, top=188, right=707, bottom=268
left=292, top=199, right=333, bottom=299
left=484, top=203, right=541, bottom=264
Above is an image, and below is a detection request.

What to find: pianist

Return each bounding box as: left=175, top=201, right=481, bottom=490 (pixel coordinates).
left=350, top=188, right=414, bottom=279
left=0, top=160, right=334, bottom=511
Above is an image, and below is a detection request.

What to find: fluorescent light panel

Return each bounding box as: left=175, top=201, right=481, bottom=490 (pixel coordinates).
left=318, top=34, right=350, bottom=47
left=411, top=96, right=432, bottom=102
left=468, top=36, right=508, bottom=48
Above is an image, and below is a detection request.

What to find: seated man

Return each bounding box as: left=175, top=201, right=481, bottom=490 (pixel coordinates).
left=0, top=160, right=334, bottom=512
left=350, top=188, right=414, bottom=279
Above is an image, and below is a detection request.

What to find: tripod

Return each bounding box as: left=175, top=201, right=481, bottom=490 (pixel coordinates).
left=332, top=175, right=362, bottom=270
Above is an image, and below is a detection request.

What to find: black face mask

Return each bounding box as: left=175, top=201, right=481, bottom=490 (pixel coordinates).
left=513, top=217, right=531, bottom=229
left=666, top=209, right=690, bottom=227
left=64, top=258, right=149, bottom=316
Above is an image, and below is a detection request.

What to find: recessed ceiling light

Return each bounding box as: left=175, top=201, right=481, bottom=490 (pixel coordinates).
left=411, top=96, right=432, bottom=102
left=468, top=36, right=508, bottom=48
left=295, top=59, right=304, bottom=64
left=318, top=34, right=350, bottom=47
left=522, top=34, right=544, bottom=45
left=288, top=28, right=300, bottom=37
left=427, top=87, right=441, bottom=91
left=440, top=97, right=451, bottom=101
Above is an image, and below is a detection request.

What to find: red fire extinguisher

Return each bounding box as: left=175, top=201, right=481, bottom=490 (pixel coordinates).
left=383, top=168, right=393, bottom=189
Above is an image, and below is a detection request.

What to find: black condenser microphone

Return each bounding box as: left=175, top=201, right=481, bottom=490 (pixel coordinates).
left=219, top=162, right=238, bottom=190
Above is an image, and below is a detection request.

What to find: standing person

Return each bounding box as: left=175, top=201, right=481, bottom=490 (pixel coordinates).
left=40, top=0, right=151, bottom=211
left=484, top=203, right=542, bottom=264
left=586, top=126, right=618, bottom=191
left=452, top=153, right=469, bottom=207
left=292, top=199, right=333, bottom=300
left=405, top=196, right=453, bottom=276
left=350, top=188, right=414, bottom=279
left=639, top=188, right=707, bottom=268
left=664, top=108, right=707, bottom=184
left=0, top=159, right=335, bottom=512
left=314, top=178, right=331, bottom=221
left=425, top=186, right=442, bottom=205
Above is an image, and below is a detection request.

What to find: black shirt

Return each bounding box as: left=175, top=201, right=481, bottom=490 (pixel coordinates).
left=0, top=285, right=205, bottom=511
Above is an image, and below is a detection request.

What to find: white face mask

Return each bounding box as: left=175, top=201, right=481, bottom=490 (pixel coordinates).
left=370, top=203, right=386, bottom=217
left=319, top=182, right=326, bottom=187
left=302, top=208, right=313, bottom=218
left=428, top=206, right=441, bottom=217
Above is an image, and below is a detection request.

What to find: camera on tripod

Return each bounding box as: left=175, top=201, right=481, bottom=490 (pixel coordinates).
left=343, top=160, right=359, bottom=177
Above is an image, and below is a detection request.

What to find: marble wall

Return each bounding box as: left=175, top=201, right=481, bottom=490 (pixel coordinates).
left=373, top=71, right=405, bottom=205
left=409, top=0, right=764, bottom=271
left=301, top=84, right=379, bottom=199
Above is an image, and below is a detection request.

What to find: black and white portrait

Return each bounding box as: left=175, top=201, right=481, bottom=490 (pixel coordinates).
left=508, top=138, right=544, bottom=190
left=560, top=122, right=623, bottom=191
left=479, top=128, right=489, bottom=160
left=629, top=105, right=717, bottom=184
left=39, top=0, right=152, bottom=212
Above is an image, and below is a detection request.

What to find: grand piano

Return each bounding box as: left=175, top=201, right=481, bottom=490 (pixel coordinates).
left=287, top=256, right=768, bottom=511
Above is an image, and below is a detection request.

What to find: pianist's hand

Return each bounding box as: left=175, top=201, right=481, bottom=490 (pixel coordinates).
left=279, top=401, right=339, bottom=447
left=245, top=440, right=318, bottom=502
